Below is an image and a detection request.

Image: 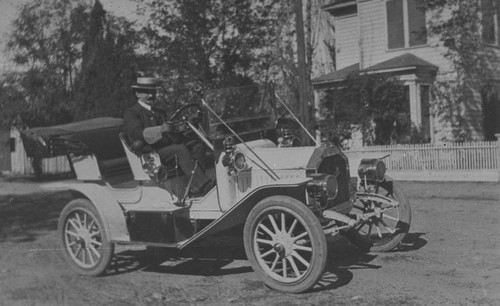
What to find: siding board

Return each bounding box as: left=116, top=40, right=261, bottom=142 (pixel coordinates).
left=335, top=15, right=360, bottom=69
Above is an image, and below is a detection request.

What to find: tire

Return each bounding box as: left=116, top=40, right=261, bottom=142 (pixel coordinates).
left=347, top=177, right=411, bottom=252
left=58, top=198, right=114, bottom=276
left=243, top=196, right=327, bottom=293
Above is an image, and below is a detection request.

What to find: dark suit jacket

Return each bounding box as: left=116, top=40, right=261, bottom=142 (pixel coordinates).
left=123, top=103, right=171, bottom=150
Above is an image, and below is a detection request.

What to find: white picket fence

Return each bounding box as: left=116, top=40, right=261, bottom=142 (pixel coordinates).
left=345, top=142, right=498, bottom=171
left=344, top=141, right=500, bottom=182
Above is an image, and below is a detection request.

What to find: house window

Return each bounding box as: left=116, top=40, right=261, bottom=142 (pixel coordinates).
left=10, top=138, right=16, bottom=152
left=386, top=0, right=427, bottom=49
left=482, top=0, right=500, bottom=45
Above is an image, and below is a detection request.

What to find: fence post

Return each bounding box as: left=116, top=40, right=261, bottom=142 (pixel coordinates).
left=496, top=134, right=500, bottom=183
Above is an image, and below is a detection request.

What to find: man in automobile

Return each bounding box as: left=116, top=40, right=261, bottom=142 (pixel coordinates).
left=123, top=77, right=213, bottom=196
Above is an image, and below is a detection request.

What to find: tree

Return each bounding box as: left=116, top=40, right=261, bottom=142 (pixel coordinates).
left=74, top=0, right=138, bottom=120
left=5, top=0, right=91, bottom=127
left=257, top=0, right=335, bottom=136
left=422, top=0, right=498, bottom=140
left=137, top=0, right=273, bottom=110
left=0, top=76, right=26, bottom=128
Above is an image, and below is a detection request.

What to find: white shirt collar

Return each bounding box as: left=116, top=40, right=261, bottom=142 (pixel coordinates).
left=138, top=100, right=152, bottom=111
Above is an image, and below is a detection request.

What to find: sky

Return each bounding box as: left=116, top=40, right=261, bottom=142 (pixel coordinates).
left=0, top=0, right=140, bottom=70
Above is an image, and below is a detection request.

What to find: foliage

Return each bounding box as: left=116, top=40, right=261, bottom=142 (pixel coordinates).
left=320, top=73, right=413, bottom=145
left=3, top=0, right=141, bottom=128
left=136, top=0, right=276, bottom=111
left=4, top=0, right=91, bottom=128
left=0, top=77, right=27, bottom=128
left=422, top=0, right=497, bottom=140
left=73, top=1, right=139, bottom=120
left=137, top=0, right=335, bottom=122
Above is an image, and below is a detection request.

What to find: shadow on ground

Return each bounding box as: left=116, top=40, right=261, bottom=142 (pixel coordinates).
left=0, top=191, right=70, bottom=243
left=108, top=240, right=251, bottom=277
left=106, top=231, right=427, bottom=293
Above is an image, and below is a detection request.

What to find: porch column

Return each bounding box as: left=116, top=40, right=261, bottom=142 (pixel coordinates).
left=408, top=81, right=421, bottom=126
left=496, top=134, right=500, bottom=182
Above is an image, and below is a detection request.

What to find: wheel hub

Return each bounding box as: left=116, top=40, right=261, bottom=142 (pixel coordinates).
left=273, top=243, right=284, bottom=253
left=75, top=227, right=93, bottom=248
left=273, top=232, right=295, bottom=257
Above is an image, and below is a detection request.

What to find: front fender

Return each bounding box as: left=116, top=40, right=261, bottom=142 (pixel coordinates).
left=42, top=181, right=129, bottom=242
left=179, top=182, right=308, bottom=249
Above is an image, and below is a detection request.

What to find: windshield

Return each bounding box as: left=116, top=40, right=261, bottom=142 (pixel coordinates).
left=203, top=84, right=277, bottom=140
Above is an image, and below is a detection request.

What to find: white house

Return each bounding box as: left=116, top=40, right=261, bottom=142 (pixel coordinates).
left=313, top=0, right=500, bottom=143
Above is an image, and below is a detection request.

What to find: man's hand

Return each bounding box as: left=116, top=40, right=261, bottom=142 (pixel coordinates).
left=161, top=121, right=174, bottom=133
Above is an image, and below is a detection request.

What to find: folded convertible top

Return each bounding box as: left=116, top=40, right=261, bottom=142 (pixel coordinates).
left=20, top=117, right=124, bottom=159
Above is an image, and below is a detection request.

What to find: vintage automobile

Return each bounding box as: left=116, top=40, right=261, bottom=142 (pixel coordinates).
left=20, top=85, right=411, bottom=293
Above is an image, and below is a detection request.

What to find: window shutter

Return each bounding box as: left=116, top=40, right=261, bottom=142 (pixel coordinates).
left=408, top=0, right=427, bottom=46
left=387, top=0, right=405, bottom=49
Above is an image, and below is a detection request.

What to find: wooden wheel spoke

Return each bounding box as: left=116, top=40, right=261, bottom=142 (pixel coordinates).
left=293, top=244, right=312, bottom=252
left=281, top=213, right=286, bottom=232
left=282, top=257, right=287, bottom=278
left=355, top=221, right=366, bottom=232
left=256, top=238, right=274, bottom=246
left=91, top=239, right=102, bottom=247
left=87, top=248, right=95, bottom=266
left=367, top=223, right=373, bottom=236
left=89, top=245, right=101, bottom=259
left=291, top=251, right=310, bottom=268
left=375, top=225, right=383, bottom=238
left=288, top=219, right=298, bottom=235
left=293, top=230, right=308, bottom=242
left=68, top=219, right=80, bottom=231
left=270, top=254, right=279, bottom=271
left=382, top=214, right=399, bottom=222
left=88, top=219, right=96, bottom=231
left=287, top=256, right=301, bottom=277
left=268, top=214, right=280, bottom=234
left=66, top=230, right=80, bottom=239
left=75, top=213, right=83, bottom=227
left=260, top=248, right=275, bottom=259
left=258, top=223, right=275, bottom=238
left=74, top=244, right=82, bottom=257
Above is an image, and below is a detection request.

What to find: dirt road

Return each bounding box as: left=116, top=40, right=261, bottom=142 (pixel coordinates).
left=0, top=179, right=499, bottom=305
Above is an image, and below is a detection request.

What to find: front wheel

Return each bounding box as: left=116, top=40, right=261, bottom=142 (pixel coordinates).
left=243, top=196, right=327, bottom=293
left=58, top=198, right=114, bottom=276
left=347, top=177, right=411, bottom=252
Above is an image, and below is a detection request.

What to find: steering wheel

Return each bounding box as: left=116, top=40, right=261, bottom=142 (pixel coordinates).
left=167, top=103, right=213, bottom=150
left=169, top=103, right=205, bottom=124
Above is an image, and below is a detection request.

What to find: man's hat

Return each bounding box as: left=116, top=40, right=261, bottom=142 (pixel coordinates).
left=132, top=77, right=161, bottom=90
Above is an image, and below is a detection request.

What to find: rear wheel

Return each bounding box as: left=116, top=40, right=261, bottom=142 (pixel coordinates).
left=243, top=196, right=327, bottom=293
left=348, top=177, right=411, bottom=252
left=59, top=198, right=114, bottom=276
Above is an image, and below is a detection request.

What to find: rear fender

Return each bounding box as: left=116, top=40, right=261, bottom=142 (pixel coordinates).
left=42, top=181, right=129, bottom=242
left=179, top=183, right=308, bottom=249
